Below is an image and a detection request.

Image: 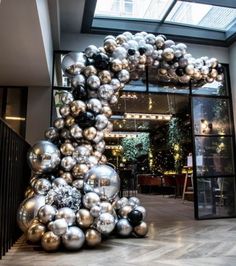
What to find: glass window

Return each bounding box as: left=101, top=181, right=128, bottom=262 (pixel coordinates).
left=197, top=177, right=236, bottom=218
left=193, top=97, right=232, bottom=135
left=195, top=136, right=235, bottom=177
left=95, top=0, right=174, bottom=20
left=166, top=1, right=236, bottom=31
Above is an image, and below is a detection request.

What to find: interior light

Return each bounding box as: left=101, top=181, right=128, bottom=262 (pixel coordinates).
left=5, top=116, right=26, bottom=121
left=124, top=113, right=172, bottom=121
left=104, top=132, right=140, bottom=138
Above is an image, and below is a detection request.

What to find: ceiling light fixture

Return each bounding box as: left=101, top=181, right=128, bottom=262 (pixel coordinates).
left=120, top=92, right=137, bottom=99
left=124, top=113, right=172, bottom=120
left=5, top=116, right=26, bottom=121
left=104, top=132, right=140, bottom=138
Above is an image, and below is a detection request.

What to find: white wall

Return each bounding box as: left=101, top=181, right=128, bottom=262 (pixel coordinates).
left=61, top=33, right=229, bottom=63
left=26, top=86, right=51, bottom=145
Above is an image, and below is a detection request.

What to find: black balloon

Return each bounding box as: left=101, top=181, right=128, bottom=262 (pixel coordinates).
left=176, top=67, right=185, bottom=76
left=216, top=64, right=224, bottom=74
left=76, top=112, right=95, bottom=129
left=128, top=49, right=136, bottom=56
left=127, top=209, right=143, bottom=226
left=138, top=47, right=146, bottom=55
left=93, top=53, right=109, bottom=70
left=72, top=85, right=88, bottom=101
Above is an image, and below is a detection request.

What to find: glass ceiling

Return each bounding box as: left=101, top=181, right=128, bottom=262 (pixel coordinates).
left=94, top=0, right=236, bottom=31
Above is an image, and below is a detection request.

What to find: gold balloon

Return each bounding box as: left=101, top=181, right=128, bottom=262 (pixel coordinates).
left=102, top=106, right=112, bottom=117
left=185, top=64, right=195, bottom=75
left=60, top=172, right=73, bottom=184
left=41, top=231, right=61, bottom=251
left=83, top=65, right=97, bottom=77
left=111, top=59, right=123, bottom=72
left=27, top=223, right=46, bottom=243
left=60, top=142, right=74, bottom=156
left=73, top=164, right=89, bottom=177
left=25, top=187, right=34, bottom=198
left=118, top=205, right=132, bottom=218
left=85, top=229, right=102, bottom=247
left=100, top=201, right=113, bottom=214
left=98, top=70, right=112, bottom=84
left=83, top=127, right=97, bottom=141
left=139, top=55, right=146, bottom=65
left=134, top=221, right=148, bottom=237
left=104, top=39, right=117, bottom=53
left=70, top=100, right=86, bottom=116
left=76, top=209, right=94, bottom=229
left=116, top=34, right=127, bottom=45
left=122, top=59, right=129, bottom=69
left=65, top=115, right=75, bottom=127
left=210, top=69, right=218, bottom=78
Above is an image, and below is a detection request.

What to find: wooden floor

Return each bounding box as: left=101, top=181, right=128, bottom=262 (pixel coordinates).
left=1, top=195, right=236, bottom=266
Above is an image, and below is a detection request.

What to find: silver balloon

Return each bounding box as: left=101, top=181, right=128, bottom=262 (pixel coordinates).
left=44, top=127, right=58, bottom=141
left=98, top=85, right=114, bottom=101
left=72, top=179, right=84, bottom=190
left=38, top=204, right=56, bottom=224
left=129, top=197, right=140, bottom=208
left=100, top=202, right=113, bottom=214
left=70, top=124, right=83, bottom=139
left=115, top=197, right=129, bottom=210
left=86, top=156, right=98, bottom=167
left=117, top=69, right=130, bottom=83
left=87, top=98, right=102, bottom=113
left=61, top=172, right=73, bottom=184
left=70, top=100, right=86, bottom=116
left=84, top=165, right=120, bottom=200
left=60, top=90, right=74, bottom=105
left=41, top=231, right=61, bottom=251
left=54, top=118, right=65, bottom=129
left=90, top=205, right=101, bottom=218
left=62, top=226, right=85, bottom=250
left=95, top=114, right=108, bottom=130
left=110, top=95, right=118, bottom=105
left=134, top=221, right=148, bottom=237
left=52, top=177, right=68, bottom=187
left=27, top=222, right=46, bottom=243
left=116, top=218, right=132, bottom=237
left=51, top=218, right=68, bottom=236
left=73, top=145, right=91, bottom=158
left=87, top=75, right=101, bottom=89
left=27, top=141, right=61, bottom=174
left=135, top=206, right=147, bottom=220
left=92, top=131, right=104, bottom=144
left=83, top=192, right=100, bottom=209
left=155, top=35, right=165, bottom=48
left=94, top=140, right=106, bottom=153
left=33, top=178, right=51, bottom=195
left=76, top=209, right=94, bottom=229
left=96, top=212, right=115, bottom=235
left=17, top=195, right=45, bottom=232
left=118, top=205, right=132, bottom=218
left=56, top=207, right=76, bottom=226
left=62, top=52, right=86, bottom=77
left=85, top=229, right=102, bottom=247
left=83, top=127, right=97, bottom=141
left=112, top=46, right=127, bottom=60
left=71, top=74, right=86, bottom=88
left=60, top=142, right=74, bottom=156
left=84, top=45, right=99, bottom=58
left=61, top=156, right=76, bottom=171
left=59, top=105, right=71, bottom=118
left=110, top=78, right=121, bottom=91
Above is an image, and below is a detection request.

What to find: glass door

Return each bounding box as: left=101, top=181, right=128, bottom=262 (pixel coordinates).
left=191, top=66, right=236, bottom=219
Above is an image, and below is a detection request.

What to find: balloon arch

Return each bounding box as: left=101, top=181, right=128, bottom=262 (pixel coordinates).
left=17, top=31, right=223, bottom=251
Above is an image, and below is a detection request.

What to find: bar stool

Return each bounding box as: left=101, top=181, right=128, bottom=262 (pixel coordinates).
left=182, top=166, right=193, bottom=202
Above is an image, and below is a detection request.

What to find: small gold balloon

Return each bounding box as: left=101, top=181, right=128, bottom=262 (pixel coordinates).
left=100, top=202, right=113, bottom=214
left=65, top=115, right=75, bottom=127
left=104, top=39, right=117, bottom=53
left=70, top=100, right=86, bottom=116
left=98, top=70, right=112, bottom=84
left=185, top=64, right=195, bottom=75
left=60, top=172, right=73, bottom=184
left=116, top=34, right=127, bottom=45
left=25, top=187, right=34, bottom=198
left=118, top=205, right=132, bottom=218
left=76, top=209, right=94, bottom=229
left=73, top=164, right=89, bottom=177
left=60, top=142, right=74, bottom=156
left=41, top=231, right=61, bottom=251
left=210, top=69, right=218, bottom=78
left=139, top=55, right=146, bottom=65
left=102, top=106, right=112, bottom=117
left=83, top=127, right=97, bottom=141
left=122, top=59, right=129, bottom=69
left=134, top=221, right=148, bottom=237
left=85, top=229, right=102, bottom=247
left=27, top=223, right=46, bottom=243
left=83, top=65, right=97, bottom=77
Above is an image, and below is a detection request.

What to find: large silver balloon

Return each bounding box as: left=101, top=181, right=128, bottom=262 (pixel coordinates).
left=62, top=52, right=86, bottom=77
left=38, top=204, right=56, bottom=224
left=83, top=192, right=100, bottom=209
left=76, top=209, right=94, bottom=229
left=27, top=222, right=46, bottom=243
left=41, top=231, right=61, bottom=251
left=85, top=229, right=102, bottom=247
left=17, top=195, right=45, bottom=232
left=62, top=226, right=85, bottom=250
left=51, top=218, right=68, bottom=236
left=33, top=178, right=51, bottom=195
left=56, top=207, right=76, bottom=226
left=84, top=165, right=120, bottom=200
left=116, top=218, right=132, bottom=237
left=27, top=141, right=60, bottom=174
left=96, top=212, right=115, bottom=235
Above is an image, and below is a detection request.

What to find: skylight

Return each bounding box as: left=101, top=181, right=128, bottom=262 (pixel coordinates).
left=95, top=0, right=175, bottom=21
left=166, top=1, right=236, bottom=31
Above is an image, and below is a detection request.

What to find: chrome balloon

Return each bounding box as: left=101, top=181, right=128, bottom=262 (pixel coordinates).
left=27, top=222, right=46, bottom=243
left=116, top=218, right=132, bottom=237
left=76, top=209, right=94, bottom=229
left=38, top=204, right=56, bottom=224
left=33, top=178, right=51, bottom=195
left=56, top=207, right=76, bottom=226
left=83, top=192, right=100, bottom=209
left=51, top=218, right=68, bottom=236
left=62, top=226, right=85, bottom=250
left=96, top=212, right=115, bottom=235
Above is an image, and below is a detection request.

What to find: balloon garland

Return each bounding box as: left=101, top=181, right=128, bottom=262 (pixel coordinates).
left=17, top=31, right=222, bottom=252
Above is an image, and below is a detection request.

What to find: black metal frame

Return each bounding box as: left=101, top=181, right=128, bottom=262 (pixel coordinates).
left=81, top=0, right=236, bottom=47
left=0, top=118, right=31, bottom=259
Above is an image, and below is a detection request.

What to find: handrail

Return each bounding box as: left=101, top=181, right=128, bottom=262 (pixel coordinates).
left=0, top=119, right=31, bottom=259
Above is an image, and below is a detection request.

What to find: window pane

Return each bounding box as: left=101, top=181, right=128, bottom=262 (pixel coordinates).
left=166, top=1, right=236, bottom=31
left=193, top=97, right=232, bottom=135
left=197, top=177, right=236, bottom=218
left=195, top=136, right=234, bottom=177
left=95, top=0, right=174, bottom=20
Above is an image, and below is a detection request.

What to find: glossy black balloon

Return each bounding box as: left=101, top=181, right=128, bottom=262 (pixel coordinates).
left=72, top=85, right=88, bottom=101
left=128, top=49, right=136, bottom=56
left=176, top=67, right=185, bottom=76
left=127, top=209, right=143, bottom=226
left=75, top=111, right=95, bottom=129
left=216, top=64, right=224, bottom=74
left=93, top=53, right=109, bottom=70
left=138, top=47, right=146, bottom=55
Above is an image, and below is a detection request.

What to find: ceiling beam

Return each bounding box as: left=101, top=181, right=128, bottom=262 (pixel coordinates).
left=180, top=0, right=236, bottom=9
left=81, top=0, right=97, bottom=33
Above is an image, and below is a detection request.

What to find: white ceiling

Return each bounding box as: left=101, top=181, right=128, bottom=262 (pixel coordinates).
left=0, top=0, right=52, bottom=86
